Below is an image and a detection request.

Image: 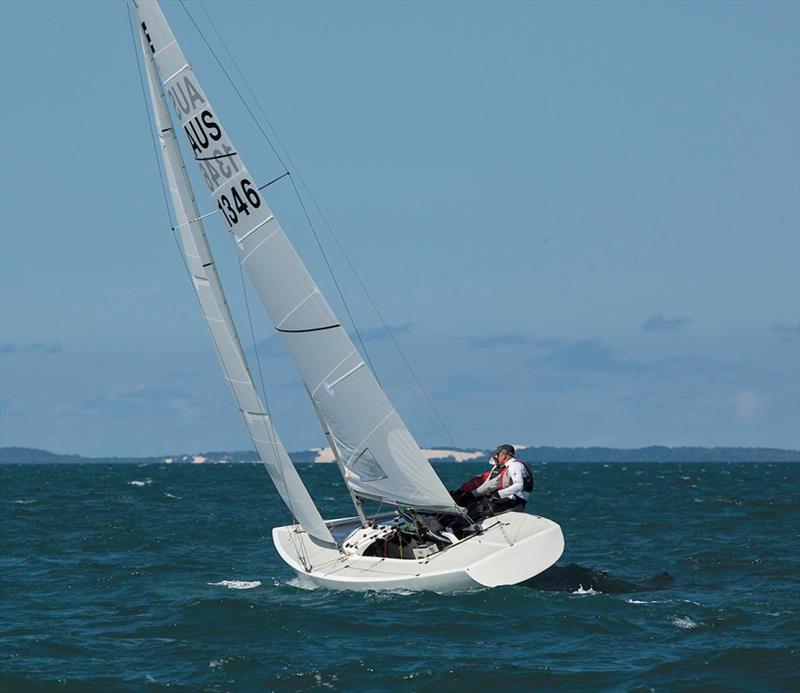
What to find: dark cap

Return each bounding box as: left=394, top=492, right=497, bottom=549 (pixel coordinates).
left=491, top=444, right=515, bottom=458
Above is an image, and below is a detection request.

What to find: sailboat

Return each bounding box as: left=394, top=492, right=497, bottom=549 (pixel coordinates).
left=132, top=0, right=563, bottom=591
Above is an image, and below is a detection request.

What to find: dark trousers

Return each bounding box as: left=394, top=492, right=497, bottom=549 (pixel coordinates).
left=444, top=494, right=526, bottom=532
left=483, top=495, right=526, bottom=516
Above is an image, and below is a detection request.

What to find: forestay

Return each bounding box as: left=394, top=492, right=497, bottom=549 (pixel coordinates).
left=134, top=0, right=459, bottom=514
left=138, top=21, right=334, bottom=546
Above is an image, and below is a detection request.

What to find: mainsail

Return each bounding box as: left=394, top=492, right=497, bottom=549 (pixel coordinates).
left=138, top=21, right=334, bottom=546
left=135, top=0, right=459, bottom=513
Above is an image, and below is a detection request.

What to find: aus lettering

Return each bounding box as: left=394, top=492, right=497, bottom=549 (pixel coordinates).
left=184, top=110, right=222, bottom=156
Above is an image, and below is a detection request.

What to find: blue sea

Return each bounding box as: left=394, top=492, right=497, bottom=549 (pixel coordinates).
left=2, top=462, right=798, bottom=691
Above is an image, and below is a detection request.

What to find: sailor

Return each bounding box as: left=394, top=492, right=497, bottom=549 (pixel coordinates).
left=470, top=444, right=533, bottom=515
left=450, top=457, right=500, bottom=504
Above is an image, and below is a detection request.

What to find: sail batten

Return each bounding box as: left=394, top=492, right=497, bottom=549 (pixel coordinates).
left=136, top=16, right=335, bottom=546
left=135, top=0, right=460, bottom=514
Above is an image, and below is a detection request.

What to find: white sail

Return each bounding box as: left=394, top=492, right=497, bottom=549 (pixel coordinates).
left=134, top=0, right=459, bottom=513
left=138, top=23, right=334, bottom=546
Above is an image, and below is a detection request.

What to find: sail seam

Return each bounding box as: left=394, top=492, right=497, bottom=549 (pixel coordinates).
left=345, top=410, right=395, bottom=467
left=251, top=437, right=283, bottom=448
left=154, top=38, right=177, bottom=60
left=163, top=62, right=189, bottom=84
left=211, top=169, right=245, bottom=196
left=240, top=226, right=280, bottom=263
left=236, top=214, right=274, bottom=246
left=275, top=288, right=320, bottom=330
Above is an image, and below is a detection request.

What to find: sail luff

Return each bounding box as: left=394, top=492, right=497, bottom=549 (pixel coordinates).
left=139, top=26, right=335, bottom=546
left=135, top=0, right=459, bottom=513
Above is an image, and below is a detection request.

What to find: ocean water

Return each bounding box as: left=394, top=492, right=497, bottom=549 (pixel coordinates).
left=1, top=461, right=798, bottom=691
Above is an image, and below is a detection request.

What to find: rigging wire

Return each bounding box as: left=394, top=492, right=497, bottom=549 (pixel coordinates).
left=126, top=2, right=176, bottom=234
left=184, top=0, right=457, bottom=447
left=177, top=0, right=380, bottom=382
left=235, top=252, right=313, bottom=571
left=126, top=2, right=312, bottom=568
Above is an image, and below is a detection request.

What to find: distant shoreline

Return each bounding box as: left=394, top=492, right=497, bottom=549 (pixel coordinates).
left=1, top=445, right=798, bottom=464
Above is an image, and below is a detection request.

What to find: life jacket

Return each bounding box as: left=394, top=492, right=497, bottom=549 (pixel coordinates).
left=456, top=462, right=502, bottom=494
left=496, top=459, right=534, bottom=493
left=457, top=459, right=534, bottom=495
left=457, top=470, right=491, bottom=495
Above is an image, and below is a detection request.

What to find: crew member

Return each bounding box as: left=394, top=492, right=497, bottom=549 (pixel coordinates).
left=469, top=444, right=533, bottom=515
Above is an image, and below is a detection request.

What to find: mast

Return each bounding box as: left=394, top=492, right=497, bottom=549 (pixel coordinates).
left=138, top=19, right=334, bottom=547
left=134, top=0, right=460, bottom=514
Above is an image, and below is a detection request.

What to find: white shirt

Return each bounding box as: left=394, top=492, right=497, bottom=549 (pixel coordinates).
left=473, top=457, right=530, bottom=501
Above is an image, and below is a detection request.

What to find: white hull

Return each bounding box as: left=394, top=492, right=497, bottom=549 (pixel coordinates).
left=273, top=510, right=564, bottom=592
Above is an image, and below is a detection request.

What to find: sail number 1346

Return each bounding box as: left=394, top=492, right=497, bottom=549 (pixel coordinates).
left=217, top=178, right=261, bottom=228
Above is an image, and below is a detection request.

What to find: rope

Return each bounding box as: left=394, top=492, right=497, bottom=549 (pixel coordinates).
left=175, top=0, right=315, bottom=569
left=236, top=259, right=311, bottom=572
left=179, top=0, right=379, bottom=383
left=126, top=2, right=174, bottom=232
left=185, top=0, right=457, bottom=446
left=129, top=1, right=312, bottom=570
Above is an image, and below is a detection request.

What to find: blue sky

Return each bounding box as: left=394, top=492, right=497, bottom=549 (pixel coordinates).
left=1, top=0, right=798, bottom=456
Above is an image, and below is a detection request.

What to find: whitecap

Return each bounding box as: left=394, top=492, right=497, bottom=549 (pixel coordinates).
left=163, top=492, right=181, bottom=499
left=627, top=598, right=701, bottom=607
left=572, top=585, right=599, bottom=595
left=671, top=616, right=698, bottom=629
left=282, top=576, right=319, bottom=591
left=366, top=588, right=414, bottom=600
left=209, top=579, right=261, bottom=590
left=14, top=499, right=37, bottom=504
left=128, top=479, right=153, bottom=487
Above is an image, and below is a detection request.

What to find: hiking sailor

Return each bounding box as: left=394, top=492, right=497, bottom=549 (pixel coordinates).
left=452, top=444, right=533, bottom=517
left=472, top=444, right=533, bottom=514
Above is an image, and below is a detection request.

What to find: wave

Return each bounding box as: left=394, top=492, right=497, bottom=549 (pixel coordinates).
left=13, top=499, right=37, bottom=504
left=524, top=563, right=674, bottom=594
left=280, top=576, right=320, bottom=591
left=208, top=579, right=261, bottom=590
left=128, top=479, right=153, bottom=487
left=572, top=585, right=599, bottom=595
left=627, top=598, right=702, bottom=606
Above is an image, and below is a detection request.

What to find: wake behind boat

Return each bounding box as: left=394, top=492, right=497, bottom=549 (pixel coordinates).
left=131, top=0, right=563, bottom=591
